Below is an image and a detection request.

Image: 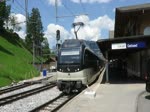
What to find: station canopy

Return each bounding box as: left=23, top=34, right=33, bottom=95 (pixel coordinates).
left=97, top=3, right=150, bottom=60
left=97, top=35, right=150, bottom=59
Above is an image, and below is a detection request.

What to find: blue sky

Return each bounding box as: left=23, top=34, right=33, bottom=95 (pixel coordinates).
left=7, top=0, right=150, bottom=48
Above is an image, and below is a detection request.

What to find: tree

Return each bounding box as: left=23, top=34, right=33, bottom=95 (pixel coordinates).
left=25, top=8, right=45, bottom=58
left=9, top=14, right=21, bottom=32
left=0, top=1, right=6, bottom=31
left=42, top=38, right=51, bottom=59
left=5, top=5, right=11, bottom=30
left=29, top=8, right=44, bottom=42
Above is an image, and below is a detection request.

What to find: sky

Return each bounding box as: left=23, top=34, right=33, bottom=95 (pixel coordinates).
left=6, top=0, right=150, bottom=49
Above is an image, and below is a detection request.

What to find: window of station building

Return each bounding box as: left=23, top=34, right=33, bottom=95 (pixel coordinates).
left=144, top=26, right=150, bottom=35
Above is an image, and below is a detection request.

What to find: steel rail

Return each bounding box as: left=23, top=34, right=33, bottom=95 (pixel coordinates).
left=0, top=75, right=53, bottom=95
left=0, top=83, right=31, bottom=95
left=0, top=83, right=56, bottom=106
left=30, top=93, right=78, bottom=112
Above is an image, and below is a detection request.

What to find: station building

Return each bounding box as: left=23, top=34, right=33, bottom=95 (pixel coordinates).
left=97, top=3, right=150, bottom=82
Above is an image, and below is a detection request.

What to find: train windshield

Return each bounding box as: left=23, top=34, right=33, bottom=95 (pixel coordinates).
left=59, top=49, right=80, bottom=64
left=62, top=40, right=81, bottom=48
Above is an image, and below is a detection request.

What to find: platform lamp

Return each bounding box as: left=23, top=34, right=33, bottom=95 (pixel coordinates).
left=72, top=22, right=84, bottom=39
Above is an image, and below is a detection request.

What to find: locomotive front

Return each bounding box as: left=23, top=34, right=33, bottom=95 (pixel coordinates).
left=57, top=39, right=86, bottom=94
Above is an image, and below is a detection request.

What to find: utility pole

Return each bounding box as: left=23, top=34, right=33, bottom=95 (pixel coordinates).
left=25, top=0, right=35, bottom=68
left=32, top=39, right=35, bottom=67
left=25, top=0, right=28, bottom=33
left=55, top=0, right=58, bottom=23
left=40, top=45, right=43, bottom=71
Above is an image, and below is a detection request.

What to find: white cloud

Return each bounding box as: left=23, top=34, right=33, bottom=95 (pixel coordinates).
left=13, top=14, right=26, bottom=39
left=113, top=8, right=116, bottom=12
left=47, top=0, right=62, bottom=6
left=44, top=24, right=71, bottom=49
left=45, top=15, right=114, bottom=48
left=90, top=15, right=114, bottom=30
left=15, top=30, right=26, bottom=39
left=71, top=0, right=112, bottom=4
left=74, top=15, right=89, bottom=24
left=14, top=14, right=26, bottom=26
left=72, top=15, right=114, bottom=41
left=6, top=13, right=26, bottom=39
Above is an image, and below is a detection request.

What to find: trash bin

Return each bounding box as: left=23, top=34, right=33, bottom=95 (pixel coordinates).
left=43, top=69, right=47, bottom=77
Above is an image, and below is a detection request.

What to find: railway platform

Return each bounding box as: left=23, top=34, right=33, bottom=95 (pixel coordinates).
left=20, top=72, right=57, bottom=84
left=59, top=83, right=145, bottom=112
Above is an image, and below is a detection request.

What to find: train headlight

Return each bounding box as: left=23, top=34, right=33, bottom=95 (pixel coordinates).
left=59, top=69, right=61, bottom=71
left=77, top=68, right=79, bottom=71
left=67, top=67, right=70, bottom=72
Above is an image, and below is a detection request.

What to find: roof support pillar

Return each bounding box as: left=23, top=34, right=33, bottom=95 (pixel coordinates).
left=105, top=51, right=109, bottom=83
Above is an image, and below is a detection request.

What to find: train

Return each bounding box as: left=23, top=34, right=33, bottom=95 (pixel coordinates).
left=56, top=39, right=105, bottom=94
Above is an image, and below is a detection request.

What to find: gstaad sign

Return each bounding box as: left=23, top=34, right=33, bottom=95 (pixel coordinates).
left=111, top=42, right=146, bottom=50
left=127, top=42, right=146, bottom=49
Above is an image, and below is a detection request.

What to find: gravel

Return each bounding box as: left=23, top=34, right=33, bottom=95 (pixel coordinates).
left=0, top=86, right=62, bottom=112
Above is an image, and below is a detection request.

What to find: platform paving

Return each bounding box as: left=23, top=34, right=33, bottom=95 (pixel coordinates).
left=59, top=83, right=145, bottom=112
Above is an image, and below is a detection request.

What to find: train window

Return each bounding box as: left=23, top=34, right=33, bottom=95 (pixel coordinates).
left=86, top=41, right=101, bottom=57
left=62, top=40, right=81, bottom=48
left=144, top=26, right=150, bottom=35
left=60, top=55, right=80, bottom=64
left=59, top=49, right=80, bottom=64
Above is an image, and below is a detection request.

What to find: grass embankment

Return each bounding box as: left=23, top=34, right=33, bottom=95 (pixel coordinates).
left=0, top=31, right=39, bottom=87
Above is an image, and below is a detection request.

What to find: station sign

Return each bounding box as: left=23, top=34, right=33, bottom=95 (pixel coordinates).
left=111, top=42, right=146, bottom=50
left=126, top=42, right=146, bottom=49
left=111, top=43, right=126, bottom=50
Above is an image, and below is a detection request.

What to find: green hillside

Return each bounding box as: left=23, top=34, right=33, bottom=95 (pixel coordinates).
left=0, top=31, right=39, bottom=87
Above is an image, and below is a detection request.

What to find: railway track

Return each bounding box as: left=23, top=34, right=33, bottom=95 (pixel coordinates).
left=0, top=83, right=31, bottom=95
left=30, top=93, right=77, bottom=112
left=0, top=76, right=53, bottom=95
left=0, top=83, right=56, bottom=106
